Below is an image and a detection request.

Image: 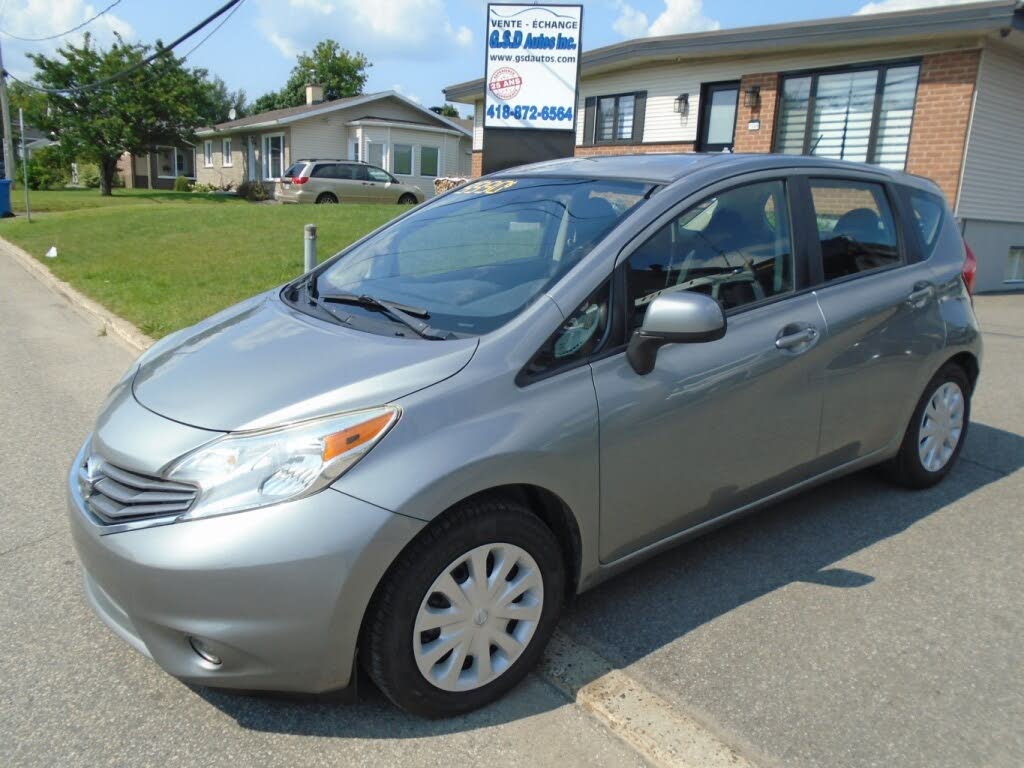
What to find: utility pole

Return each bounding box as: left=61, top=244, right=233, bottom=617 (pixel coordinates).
left=19, top=108, right=30, bottom=221
left=0, top=39, right=15, bottom=180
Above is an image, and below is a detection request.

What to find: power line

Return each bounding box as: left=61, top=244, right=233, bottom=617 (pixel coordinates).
left=180, top=0, right=246, bottom=61
left=4, top=0, right=244, bottom=95
left=0, top=0, right=124, bottom=42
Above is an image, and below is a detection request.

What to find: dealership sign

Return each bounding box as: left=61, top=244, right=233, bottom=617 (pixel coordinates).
left=484, top=4, right=583, bottom=131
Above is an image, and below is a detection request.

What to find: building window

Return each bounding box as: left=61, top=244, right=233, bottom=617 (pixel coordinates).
left=775, top=62, right=920, bottom=170
left=156, top=146, right=195, bottom=179
left=393, top=143, right=413, bottom=175
left=585, top=91, right=646, bottom=145
left=261, top=133, right=285, bottom=180
left=1006, top=247, right=1024, bottom=283
left=222, top=138, right=233, bottom=167
left=420, top=146, right=439, bottom=177
left=203, top=140, right=213, bottom=167
left=368, top=142, right=385, bottom=169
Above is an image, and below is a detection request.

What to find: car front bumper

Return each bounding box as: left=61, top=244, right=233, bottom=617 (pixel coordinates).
left=67, top=440, right=424, bottom=693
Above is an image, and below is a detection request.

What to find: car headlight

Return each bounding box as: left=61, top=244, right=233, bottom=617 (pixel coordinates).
left=167, top=407, right=399, bottom=521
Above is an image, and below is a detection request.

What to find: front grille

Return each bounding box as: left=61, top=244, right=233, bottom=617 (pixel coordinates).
left=80, top=457, right=198, bottom=524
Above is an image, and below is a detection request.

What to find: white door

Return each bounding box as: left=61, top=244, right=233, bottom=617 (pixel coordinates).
left=247, top=137, right=257, bottom=181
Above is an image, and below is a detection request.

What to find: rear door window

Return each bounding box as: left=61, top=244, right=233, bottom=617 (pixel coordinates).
left=809, top=179, right=901, bottom=281
left=284, top=162, right=306, bottom=179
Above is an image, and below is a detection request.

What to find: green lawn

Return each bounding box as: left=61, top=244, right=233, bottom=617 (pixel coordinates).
left=10, top=187, right=239, bottom=213
left=1, top=190, right=404, bottom=338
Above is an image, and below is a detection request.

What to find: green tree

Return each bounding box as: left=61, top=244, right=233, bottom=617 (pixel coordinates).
left=196, top=73, right=247, bottom=125
left=252, top=39, right=369, bottom=111
left=26, top=33, right=209, bottom=195
left=430, top=104, right=461, bottom=118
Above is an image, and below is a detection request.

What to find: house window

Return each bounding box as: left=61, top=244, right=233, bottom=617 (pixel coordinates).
left=203, top=140, right=213, bottom=168
left=156, top=146, right=195, bottom=179
left=420, top=146, right=439, bottom=177
left=368, top=142, right=385, bottom=169
left=775, top=62, right=920, bottom=169
left=222, top=138, right=233, bottom=167
left=1006, top=247, right=1024, bottom=283
left=262, top=133, right=285, bottom=180
left=585, top=91, right=646, bottom=145
left=393, top=144, right=413, bottom=175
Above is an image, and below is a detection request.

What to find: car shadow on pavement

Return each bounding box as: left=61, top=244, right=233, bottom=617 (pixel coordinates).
left=197, top=421, right=1022, bottom=737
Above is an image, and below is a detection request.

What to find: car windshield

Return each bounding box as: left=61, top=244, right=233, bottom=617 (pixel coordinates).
left=314, top=177, right=653, bottom=336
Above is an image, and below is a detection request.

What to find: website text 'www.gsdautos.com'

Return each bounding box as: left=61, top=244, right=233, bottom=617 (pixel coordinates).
left=489, top=53, right=578, bottom=64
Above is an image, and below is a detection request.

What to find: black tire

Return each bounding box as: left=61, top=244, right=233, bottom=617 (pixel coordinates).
left=398, top=193, right=418, bottom=205
left=362, top=497, right=565, bottom=717
left=315, top=192, right=338, bottom=204
left=884, top=363, right=971, bottom=489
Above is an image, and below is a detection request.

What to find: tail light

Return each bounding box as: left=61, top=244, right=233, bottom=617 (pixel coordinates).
left=290, top=176, right=309, bottom=185
left=962, top=240, right=977, bottom=295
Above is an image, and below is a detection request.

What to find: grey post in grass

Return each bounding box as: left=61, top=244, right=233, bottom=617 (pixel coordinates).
left=304, top=224, right=317, bottom=273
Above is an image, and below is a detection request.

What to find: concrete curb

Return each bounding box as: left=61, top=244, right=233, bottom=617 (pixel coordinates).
left=0, top=236, right=153, bottom=355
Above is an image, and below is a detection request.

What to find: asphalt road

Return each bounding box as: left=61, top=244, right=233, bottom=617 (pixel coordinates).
left=2, top=249, right=1021, bottom=767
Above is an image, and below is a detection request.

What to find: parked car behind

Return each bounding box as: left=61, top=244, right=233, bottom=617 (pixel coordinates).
left=68, top=154, right=981, bottom=718
left=277, top=159, right=426, bottom=205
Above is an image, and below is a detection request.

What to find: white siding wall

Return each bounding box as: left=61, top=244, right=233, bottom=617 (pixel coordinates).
left=356, top=126, right=468, bottom=197
left=289, top=115, right=349, bottom=160
left=957, top=42, right=1024, bottom=223
left=473, top=103, right=484, bottom=151
left=573, top=41, right=978, bottom=145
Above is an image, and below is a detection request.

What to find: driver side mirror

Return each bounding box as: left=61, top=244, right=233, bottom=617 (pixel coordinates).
left=627, top=292, right=726, bottom=375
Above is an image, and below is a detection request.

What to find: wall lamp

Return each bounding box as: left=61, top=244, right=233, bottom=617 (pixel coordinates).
left=673, top=93, right=689, bottom=115
left=744, top=85, right=761, bottom=110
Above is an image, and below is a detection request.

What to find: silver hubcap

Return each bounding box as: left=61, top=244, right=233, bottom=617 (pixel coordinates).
left=413, top=543, right=544, bottom=692
left=918, top=381, right=964, bottom=472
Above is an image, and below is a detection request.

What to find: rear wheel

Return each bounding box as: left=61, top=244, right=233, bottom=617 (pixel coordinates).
left=398, top=193, right=418, bottom=205
left=315, top=192, right=338, bottom=204
left=884, top=363, right=970, bottom=488
left=362, top=497, right=565, bottom=717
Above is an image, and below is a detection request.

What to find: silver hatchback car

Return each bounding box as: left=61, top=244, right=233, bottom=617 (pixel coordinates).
left=69, top=154, right=981, bottom=717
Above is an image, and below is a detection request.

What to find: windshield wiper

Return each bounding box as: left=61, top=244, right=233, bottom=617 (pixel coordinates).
left=319, top=293, right=451, bottom=340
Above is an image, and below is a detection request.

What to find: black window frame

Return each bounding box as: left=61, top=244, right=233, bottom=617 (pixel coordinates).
left=772, top=58, right=922, bottom=169
left=795, top=174, right=912, bottom=288
left=583, top=91, right=647, bottom=146
left=696, top=80, right=741, bottom=152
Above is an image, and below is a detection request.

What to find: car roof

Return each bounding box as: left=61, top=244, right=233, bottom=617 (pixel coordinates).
left=496, top=153, right=940, bottom=193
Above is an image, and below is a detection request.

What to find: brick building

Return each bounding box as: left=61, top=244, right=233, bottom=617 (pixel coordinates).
left=445, top=1, right=1024, bottom=292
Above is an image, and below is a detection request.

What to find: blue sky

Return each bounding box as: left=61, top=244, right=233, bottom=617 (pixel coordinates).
left=2, top=0, right=969, bottom=114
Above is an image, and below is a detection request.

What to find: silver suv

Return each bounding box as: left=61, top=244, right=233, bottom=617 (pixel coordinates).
left=68, top=154, right=981, bottom=717
left=277, top=159, right=426, bottom=205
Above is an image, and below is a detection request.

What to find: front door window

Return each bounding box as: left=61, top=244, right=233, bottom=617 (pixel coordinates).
left=698, top=82, right=740, bottom=152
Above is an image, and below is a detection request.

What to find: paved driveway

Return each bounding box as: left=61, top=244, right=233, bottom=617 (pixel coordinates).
left=1, top=249, right=1021, bottom=767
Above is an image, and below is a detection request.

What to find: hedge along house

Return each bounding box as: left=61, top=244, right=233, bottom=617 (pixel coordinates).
left=193, top=88, right=472, bottom=198
left=446, top=1, right=1024, bottom=293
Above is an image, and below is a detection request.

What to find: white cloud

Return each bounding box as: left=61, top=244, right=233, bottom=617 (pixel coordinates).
left=612, top=1, right=650, bottom=38
left=0, top=0, right=135, bottom=79
left=391, top=82, right=422, bottom=104
left=855, top=0, right=976, bottom=13
left=255, top=0, right=472, bottom=63
left=612, top=0, right=719, bottom=39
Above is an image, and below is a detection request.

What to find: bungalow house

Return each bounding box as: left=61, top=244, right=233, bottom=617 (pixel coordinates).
left=194, top=88, right=473, bottom=198
left=445, top=0, right=1024, bottom=292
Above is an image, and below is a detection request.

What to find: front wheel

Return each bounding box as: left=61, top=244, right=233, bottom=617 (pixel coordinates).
left=884, top=363, right=971, bottom=488
left=362, top=498, right=565, bottom=717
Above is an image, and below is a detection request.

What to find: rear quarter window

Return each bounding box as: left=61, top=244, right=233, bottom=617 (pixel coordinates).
left=284, top=162, right=307, bottom=178
left=907, top=189, right=946, bottom=258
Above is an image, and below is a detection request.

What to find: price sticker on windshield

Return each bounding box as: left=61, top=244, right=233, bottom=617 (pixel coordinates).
left=455, top=179, right=518, bottom=195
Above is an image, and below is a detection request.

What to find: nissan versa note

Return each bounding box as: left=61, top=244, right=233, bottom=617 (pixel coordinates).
left=69, top=154, right=981, bottom=717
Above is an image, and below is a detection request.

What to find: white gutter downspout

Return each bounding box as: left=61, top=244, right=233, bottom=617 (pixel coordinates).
left=954, top=38, right=986, bottom=217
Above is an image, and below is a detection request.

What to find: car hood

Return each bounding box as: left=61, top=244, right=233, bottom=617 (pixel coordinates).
left=132, top=292, right=478, bottom=431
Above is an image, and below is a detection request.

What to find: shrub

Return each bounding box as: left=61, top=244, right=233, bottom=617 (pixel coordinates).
left=77, top=162, right=101, bottom=188
left=173, top=175, right=193, bottom=192
left=25, top=146, right=70, bottom=190
left=236, top=179, right=269, bottom=201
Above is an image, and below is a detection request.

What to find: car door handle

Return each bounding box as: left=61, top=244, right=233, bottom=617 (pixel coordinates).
left=907, top=282, right=934, bottom=306
left=775, top=327, right=819, bottom=351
